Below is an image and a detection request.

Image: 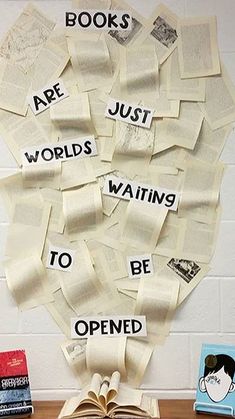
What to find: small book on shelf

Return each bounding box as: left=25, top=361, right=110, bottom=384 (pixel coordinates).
left=0, top=350, right=33, bottom=418
left=58, top=371, right=160, bottom=418
left=194, top=343, right=235, bottom=417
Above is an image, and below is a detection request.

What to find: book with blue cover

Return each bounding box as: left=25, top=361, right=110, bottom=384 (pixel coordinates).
left=194, top=343, right=235, bottom=417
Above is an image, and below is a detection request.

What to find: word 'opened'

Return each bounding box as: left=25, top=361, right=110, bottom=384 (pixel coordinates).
left=71, top=316, right=147, bottom=338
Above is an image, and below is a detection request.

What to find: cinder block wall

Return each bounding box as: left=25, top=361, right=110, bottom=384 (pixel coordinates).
left=0, top=0, right=235, bottom=400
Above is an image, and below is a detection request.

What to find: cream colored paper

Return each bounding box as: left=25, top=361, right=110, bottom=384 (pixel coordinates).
left=86, top=337, right=126, bottom=378
left=0, top=108, right=50, bottom=165
left=108, top=0, right=146, bottom=47
left=5, top=255, right=53, bottom=311
left=125, top=338, right=154, bottom=387
left=155, top=207, right=221, bottom=264
left=50, top=89, right=95, bottom=140
left=61, top=339, right=89, bottom=386
left=140, top=4, right=179, bottom=65
left=135, top=274, right=179, bottom=342
left=60, top=241, right=117, bottom=314
left=31, top=37, right=70, bottom=91
left=0, top=3, right=55, bottom=72
left=46, top=288, right=78, bottom=337
left=119, top=42, right=159, bottom=108
left=180, top=120, right=232, bottom=167
left=67, top=35, right=113, bottom=92
left=61, top=160, right=96, bottom=190
left=121, top=200, right=168, bottom=252
left=199, top=65, right=235, bottom=129
left=167, top=48, right=206, bottom=101
left=112, top=121, right=155, bottom=176
left=159, top=259, right=210, bottom=306
left=179, top=160, right=224, bottom=223
left=63, top=183, right=103, bottom=241
left=89, top=90, right=114, bottom=137
left=5, top=194, right=51, bottom=259
left=40, top=188, right=65, bottom=233
left=177, top=16, right=220, bottom=78
left=22, top=162, right=61, bottom=189
left=154, top=102, right=204, bottom=153
left=0, top=59, right=31, bottom=116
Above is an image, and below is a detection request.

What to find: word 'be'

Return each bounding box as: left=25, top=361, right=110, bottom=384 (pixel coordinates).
left=127, top=255, right=154, bottom=279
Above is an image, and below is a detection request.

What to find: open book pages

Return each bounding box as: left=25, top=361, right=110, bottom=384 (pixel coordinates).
left=58, top=371, right=160, bottom=419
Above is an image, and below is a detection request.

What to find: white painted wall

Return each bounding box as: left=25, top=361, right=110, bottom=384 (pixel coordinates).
left=0, top=0, right=235, bottom=401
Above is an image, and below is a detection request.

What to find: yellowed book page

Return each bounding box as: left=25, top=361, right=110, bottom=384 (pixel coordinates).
left=151, top=146, right=182, bottom=170
left=31, top=38, right=70, bottom=90
left=67, top=34, right=113, bottom=92
left=51, top=89, right=95, bottom=140
left=73, top=0, right=111, bottom=7
left=167, top=48, right=205, bottom=101
left=121, top=200, right=168, bottom=252
left=89, top=90, right=114, bottom=137
left=98, top=174, right=120, bottom=217
left=154, top=102, right=203, bottom=153
left=22, top=162, right=61, bottom=189
left=177, top=16, right=220, bottom=78
left=112, top=121, right=155, bottom=176
left=0, top=3, right=55, bottom=72
left=0, top=173, right=35, bottom=219
left=180, top=120, right=232, bottom=167
left=40, top=188, right=65, bottom=234
left=0, top=108, right=50, bottom=165
left=63, top=183, right=103, bottom=241
left=125, top=338, right=154, bottom=387
left=155, top=207, right=221, bottom=264
left=199, top=65, right=235, bottom=129
left=135, top=275, right=179, bottom=342
left=60, top=241, right=118, bottom=314
left=61, top=159, right=96, bottom=190
left=178, top=160, right=224, bottom=223
left=86, top=336, right=126, bottom=378
left=0, top=59, right=31, bottom=116
left=138, top=4, right=179, bottom=64
left=61, top=339, right=89, bottom=386
left=5, top=194, right=51, bottom=259
left=5, top=255, right=53, bottom=311
left=46, top=288, right=78, bottom=338
left=119, top=41, right=159, bottom=108
left=88, top=239, right=127, bottom=281
left=109, top=0, right=146, bottom=47
left=160, top=259, right=210, bottom=306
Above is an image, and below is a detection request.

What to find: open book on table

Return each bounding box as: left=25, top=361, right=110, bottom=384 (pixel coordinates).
left=58, top=371, right=160, bottom=418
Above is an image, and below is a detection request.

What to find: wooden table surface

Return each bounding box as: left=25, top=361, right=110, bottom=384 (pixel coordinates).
left=32, top=400, right=221, bottom=418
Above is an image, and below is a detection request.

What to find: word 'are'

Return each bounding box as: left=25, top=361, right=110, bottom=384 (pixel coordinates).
left=28, top=79, right=68, bottom=115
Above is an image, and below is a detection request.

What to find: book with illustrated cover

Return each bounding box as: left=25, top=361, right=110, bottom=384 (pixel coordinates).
left=58, top=371, right=160, bottom=418
left=194, top=343, right=235, bottom=417
left=0, top=350, right=33, bottom=418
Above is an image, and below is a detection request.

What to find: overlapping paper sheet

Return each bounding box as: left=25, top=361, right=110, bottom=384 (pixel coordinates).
left=0, top=0, right=234, bottom=391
